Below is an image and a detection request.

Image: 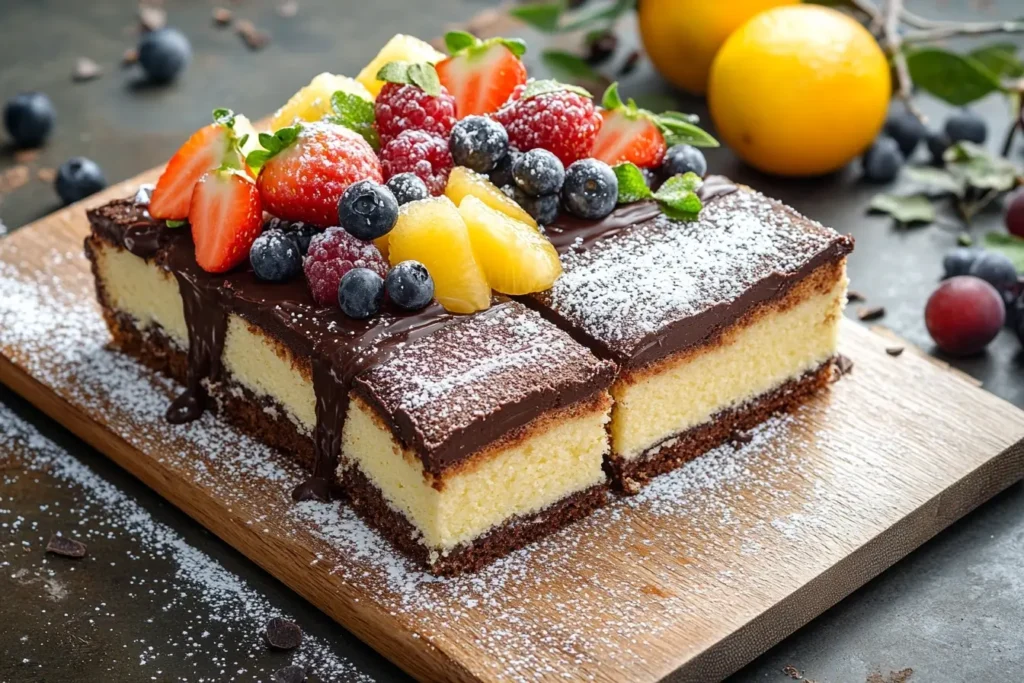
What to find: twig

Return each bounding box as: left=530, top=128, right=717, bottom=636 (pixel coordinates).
left=898, top=7, right=959, bottom=30
left=1001, top=88, right=1024, bottom=157
left=848, top=0, right=884, bottom=33
left=903, top=20, right=1024, bottom=43
left=881, top=0, right=925, bottom=122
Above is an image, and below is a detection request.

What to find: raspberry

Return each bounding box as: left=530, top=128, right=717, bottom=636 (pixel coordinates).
left=492, top=84, right=602, bottom=166
left=303, top=226, right=388, bottom=306
left=374, top=82, right=457, bottom=147
left=379, top=130, right=453, bottom=196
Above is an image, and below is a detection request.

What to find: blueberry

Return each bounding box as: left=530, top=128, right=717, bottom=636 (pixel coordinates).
left=138, top=28, right=192, bottom=83
left=489, top=148, right=520, bottom=190
left=55, top=157, right=106, bottom=204
left=925, top=130, right=951, bottom=164
left=264, top=218, right=317, bottom=255
left=512, top=187, right=560, bottom=225
left=660, top=144, right=707, bottom=179
left=562, top=159, right=618, bottom=220
left=385, top=261, right=434, bottom=311
left=942, top=247, right=980, bottom=279
left=1011, top=292, right=1024, bottom=344
left=338, top=180, right=399, bottom=241
left=884, top=109, right=926, bottom=158
left=641, top=167, right=658, bottom=190
left=385, top=173, right=429, bottom=206
left=861, top=136, right=903, bottom=183
left=944, top=111, right=987, bottom=145
left=449, top=116, right=509, bottom=173
left=250, top=229, right=302, bottom=282
left=969, top=251, right=1018, bottom=292
left=3, top=92, right=55, bottom=148
left=338, top=268, right=385, bottom=319
left=512, top=149, right=564, bottom=197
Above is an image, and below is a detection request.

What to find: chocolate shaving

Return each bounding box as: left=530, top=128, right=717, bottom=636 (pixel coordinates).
left=212, top=7, right=232, bottom=26
left=138, top=4, right=167, bottom=32
left=273, top=665, right=307, bottom=683
left=585, top=30, right=617, bottom=65
left=122, top=47, right=139, bottom=66
left=885, top=346, right=904, bottom=357
left=847, top=289, right=865, bottom=302
left=46, top=534, right=87, bottom=558
left=277, top=1, right=299, bottom=18
left=264, top=617, right=302, bottom=650
left=834, top=354, right=854, bottom=380
left=73, top=57, right=103, bottom=82
left=618, top=50, right=641, bottom=77
left=235, top=19, right=270, bottom=50
left=857, top=305, right=885, bottom=321
left=783, top=665, right=803, bottom=680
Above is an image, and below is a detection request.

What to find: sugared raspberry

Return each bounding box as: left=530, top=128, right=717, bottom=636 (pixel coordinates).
left=303, top=226, right=388, bottom=306
left=375, top=82, right=457, bottom=148
left=379, top=130, right=453, bottom=196
left=492, top=84, right=602, bottom=166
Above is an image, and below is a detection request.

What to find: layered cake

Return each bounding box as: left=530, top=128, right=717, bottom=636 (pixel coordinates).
left=83, top=31, right=852, bottom=572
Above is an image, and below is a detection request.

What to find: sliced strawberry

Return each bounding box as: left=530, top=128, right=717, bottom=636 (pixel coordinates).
left=188, top=169, right=263, bottom=273
left=149, top=109, right=247, bottom=221
left=435, top=31, right=528, bottom=118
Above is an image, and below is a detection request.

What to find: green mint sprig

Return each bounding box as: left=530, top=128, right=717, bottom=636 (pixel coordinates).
left=245, top=126, right=301, bottom=171
left=613, top=162, right=704, bottom=218
left=328, top=91, right=379, bottom=150
left=602, top=82, right=718, bottom=148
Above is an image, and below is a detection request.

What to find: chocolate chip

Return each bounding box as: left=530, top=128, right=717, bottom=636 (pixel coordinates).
left=886, top=346, right=904, bottom=357
left=73, top=57, right=103, bottom=83
left=122, top=47, right=139, bottom=66
left=46, top=535, right=87, bottom=558
left=273, top=665, right=307, bottom=683
left=856, top=305, right=885, bottom=321
left=138, top=4, right=167, bottom=32
left=846, top=289, right=865, bottom=302
left=585, top=30, right=617, bottom=65
left=277, top=1, right=298, bottom=18
left=835, top=354, right=854, bottom=380
left=618, top=50, right=641, bottom=77
left=235, top=20, right=270, bottom=51
left=264, top=617, right=302, bottom=650
left=212, top=7, right=232, bottom=26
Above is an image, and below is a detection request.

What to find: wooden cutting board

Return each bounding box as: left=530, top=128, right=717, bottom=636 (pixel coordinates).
left=2, top=173, right=1023, bottom=683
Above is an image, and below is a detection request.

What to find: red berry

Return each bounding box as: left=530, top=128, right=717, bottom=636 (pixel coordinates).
left=492, top=84, right=602, bottom=166
left=303, top=226, right=388, bottom=306
left=591, top=108, right=666, bottom=168
left=379, top=130, right=453, bottom=196
left=150, top=122, right=237, bottom=220
left=1006, top=189, right=1024, bottom=239
left=436, top=41, right=527, bottom=118
left=925, top=275, right=1005, bottom=356
left=374, top=82, right=457, bottom=148
left=189, top=169, right=263, bottom=274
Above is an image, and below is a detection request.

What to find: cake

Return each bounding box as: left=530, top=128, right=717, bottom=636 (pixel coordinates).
left=83, top=31, right=853, bottom=573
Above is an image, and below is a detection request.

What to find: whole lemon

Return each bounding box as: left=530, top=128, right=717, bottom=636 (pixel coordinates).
left=638, top=0, right=797, bottom=96
left=708, top=5, right=891, bottom=176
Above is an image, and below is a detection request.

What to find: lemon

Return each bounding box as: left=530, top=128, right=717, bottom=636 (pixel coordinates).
left=356, top=34, right=446, bottom=98
left=639, top=0, right=796, bottom=96
left=445, top=167, right=537, bottom=228
left=708, top=5, right=891, bottom=176
left=270, top=73, right=371, bottom=130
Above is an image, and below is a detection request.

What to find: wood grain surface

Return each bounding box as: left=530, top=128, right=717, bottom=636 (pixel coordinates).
left=1, top=174, right=1023, bottom=683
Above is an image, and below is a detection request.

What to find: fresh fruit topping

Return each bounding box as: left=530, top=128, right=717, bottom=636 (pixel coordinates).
left=373, top=63, right=456, bottom=147
left=379, top=129, right=453, bottom=196
left=1006, top=189, right=1024, bottom=239
left=270, top=73, right=372, bottom=130
left=493, top=80, right=603, bottom=166
left=325, top=89, right=378, bottom=149
left=444, top=166, right=536, bottom=227
left=925, top=130, right=951, bottom=164
left=386, top=196, right=490, bottom=313
left=512, top=148, right=564, bottom=197
left=338, top=179, right=399, bottom=241
left=138, top=27, right=192, bottom=83
left=944, top=110, right=987, bottom=145
left=661, top=144, right=707, bottom=180
left=449, top=116, right=510, bottom=173
left=250, top=228, right=302, bottom=282
left=385, top=261, right=435, bottom=311
left=884, top=109, right=926, bottom=158
left=3, top=92, right=55, bottom=148
left=303, top=226, right=388, bottom=306
left=264, top=218, right=319, bottom=256
left=150, top=109, right=247, bottom=220
left=511, top=187, right=560, bottom=226
left=386, top=172, right=430, bottom=205
left=861, top=136, right=903, bottom=183
left=251, top=122, right=382, bottom=226
left=925, top=276, right=1004, bottom=356
left=356, top=34, right=446, bottom=98
left=55, top=157, right=106, bottom=205
left=435, top=31, right=528, bottom=118
left=189, top=169, right=263, bottom=274
left=459, top=196, right=562, bottom=295
left=488, top=148, right=520, bottom=189
left=562, top=158, right=618, bottom=219
left=968, top=250, right=1018, bottom=292
left=942, top=247, right=980, bottom=279
left=338, top=268, right=385, bottom=319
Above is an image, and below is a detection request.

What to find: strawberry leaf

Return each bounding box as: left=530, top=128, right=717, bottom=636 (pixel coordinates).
left=656, top=117, right=719, bottom=148
left=654, top=172, right=703, bottom=218
left=165, top=219, right=187, bottom=228
left=328, top=91, right=379, bottom=150
left=497, top=38, right=528, bottom=59
left=246, top=125, right=301, bottom=171
left=520, top=78, right=591, bottom=100
left=613, top=162, right=653, bottom=204
left=444, top=30, right=478, bottom=55
left=601, top=82, right=625, bottom=110
left=376, top=61, right=442, bottom=97
left=445, top=31, right=528, bottom=60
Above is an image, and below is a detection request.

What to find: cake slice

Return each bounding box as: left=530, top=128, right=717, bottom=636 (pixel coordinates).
left=529, top=180, right=854, bottom=492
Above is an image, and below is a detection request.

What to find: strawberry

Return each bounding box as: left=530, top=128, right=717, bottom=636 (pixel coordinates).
left=591, top=83, right=718, bottom=168
left=149, top=109, right=249, bottom=220
left=188, top=169, right=263, bottom=274
left=435, top=31, right=528, bottom=118
left=249, top=121, right=382, bottom=226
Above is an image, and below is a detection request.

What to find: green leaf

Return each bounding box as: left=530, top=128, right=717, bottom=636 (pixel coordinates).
left=868, top=193, right=936, bottom=224
left=540, top=50, right=603, bottom=84
left=212, top=108, right=236, bottom=127
left=561, top=0, right=635, bottom=32
left=165, top=219, right=187, bottom=228
left=957, top=232, right=974, bottom=246
left=520, top=78, right=591, bottom=100
left=905, top=47, right=1004, bottom=106
left=246, top=125, right=301, bottom=171
left=654, top=172, right=703, bottom=217
left=328, top=91, right=379, bottom=150
left=657, top=117, right=719, bottom=148
left=375, top=61, right=442, bottom=97
left=509, top=2, right=564, bottom=32
left=983, top=232, right=1024, bottom=271
left=497, top=38, right=528, bottom=59
left=968, top=42, right=1024, bottom=78
left=601, top=82, right=624, bottom=110
left=613, top=162, right=653, bottom=204
left=444, top=30, right=477, bottom=55
left=904, top=166, right=966, bottom=196
left=945, top=141, right=1020, bottom=192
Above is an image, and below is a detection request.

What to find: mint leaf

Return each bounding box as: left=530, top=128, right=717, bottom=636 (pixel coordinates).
left=246, top=125, right=301, bottom=171
left=983, top=232, right=1024, bottom=271
left=212, top=108, right=236, bottom=127
left=509, top=2, right=563, bottom=32
left=520, top=78, right=591, bottom=100
left=905, top=47, right=1003, bottom=106
left=375, top=61, right=441, bottom=97
left=654, top=172, right=703, bottom=217
left=868, top=193, right=936, bottom=224
left=657, top=117, right=719, bottom=148
left=329, top=91, right=379, bottom=149
left=444, top=30, right=477, bottom=55
left=541, top=50, right=602, bottom=83
left=165, top=219, right=187, bottom=228
left=613, top=162, right=653, bottom=204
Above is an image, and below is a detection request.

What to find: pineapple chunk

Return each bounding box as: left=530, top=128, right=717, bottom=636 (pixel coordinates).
left=387, top=197, right=491, bottom=314
left=459, top=196, right=562, bottom=296
left=271, top=73, right=371, bottom=130
left=356, top=34, right=446, bottom=98
left=445, top=167, right=537, bottom=228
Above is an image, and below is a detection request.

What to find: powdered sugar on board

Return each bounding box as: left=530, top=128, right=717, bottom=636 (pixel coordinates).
left=0, top=247, right=912, bottom=682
